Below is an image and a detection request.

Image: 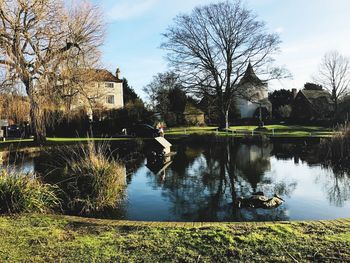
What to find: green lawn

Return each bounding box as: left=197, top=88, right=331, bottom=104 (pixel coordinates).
left=0, top=214, right=349, bottom=262
left=166, top=125, right=334, bottom=138
left=0, top=125, right=335, bottom=148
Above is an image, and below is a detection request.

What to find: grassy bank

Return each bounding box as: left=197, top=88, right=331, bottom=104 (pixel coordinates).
left=0, top=125, right=334, bottom=149
left=166, top=125, right=334, bottom=138
left=0, top=214, right=349, bottom=262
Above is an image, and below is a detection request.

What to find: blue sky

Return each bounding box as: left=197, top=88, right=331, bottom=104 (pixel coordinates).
left=92, top=0, right=350, bottom=99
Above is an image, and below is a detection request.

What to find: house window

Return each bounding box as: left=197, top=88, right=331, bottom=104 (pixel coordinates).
left=106, top=95, right=115, bottom=104
left=105, top=82, right=114, bottom=88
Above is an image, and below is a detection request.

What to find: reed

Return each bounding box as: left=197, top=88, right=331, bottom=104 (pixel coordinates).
left=57, top=140, right=126, bottom=214
left=320, top=124, right=350, bottom=163
left=0, top=170, right=60, bottom=214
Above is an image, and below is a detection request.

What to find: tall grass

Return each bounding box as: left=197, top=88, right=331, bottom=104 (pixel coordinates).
left=0, top=170, right=60, bottom=214
left=57, top=140, right=126, bottom=214
left=320, top=124, right=350, bottom=162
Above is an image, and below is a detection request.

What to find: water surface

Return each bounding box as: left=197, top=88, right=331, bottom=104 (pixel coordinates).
left=3, top=141, right=350, bottom=221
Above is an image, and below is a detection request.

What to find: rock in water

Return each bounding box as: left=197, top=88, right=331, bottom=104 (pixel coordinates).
left=235, top=193, right=284, bottom=209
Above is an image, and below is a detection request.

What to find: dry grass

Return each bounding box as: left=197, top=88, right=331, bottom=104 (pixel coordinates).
left=0, top=170, right=60, bottom=214
left=56, top=140, right=126, bottom=214
left=320, top=124, right=350, bottom=162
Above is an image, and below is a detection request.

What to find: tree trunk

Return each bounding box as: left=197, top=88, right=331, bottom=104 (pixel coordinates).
left=27, top=82, right=47, bottom=143
left=30, top=98, right=46, bottom=143
left=334, top=98, right=338, bottom=118
left=225, top=110, right=229, bottom=130
left=218, top=109, right=230, bottom=130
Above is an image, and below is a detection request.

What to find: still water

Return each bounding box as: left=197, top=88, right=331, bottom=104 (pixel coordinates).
left=4, top=141, right=350, bottom=221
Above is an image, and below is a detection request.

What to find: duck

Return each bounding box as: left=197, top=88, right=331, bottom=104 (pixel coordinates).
left=235, top=192, right=284, bottom=209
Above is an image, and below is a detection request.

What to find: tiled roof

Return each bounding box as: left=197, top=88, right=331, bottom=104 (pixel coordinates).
left=92, top=69, right=122, bottom=83
left=300, top=90, right=333, bottom=105
left=239, top=62, right=266, bottom=86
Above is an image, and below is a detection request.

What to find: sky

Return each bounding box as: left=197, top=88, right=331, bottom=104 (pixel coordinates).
left=91, top=0, right=350, bottom=100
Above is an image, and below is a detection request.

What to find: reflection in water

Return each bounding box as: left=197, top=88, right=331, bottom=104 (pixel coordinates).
left=126, top=141, right=350, bottom=221
left=319, top=171, right=350, bottom=207
left=139, top=142, right=297, bottom=221
left=2, top=141, right=350, bottom=221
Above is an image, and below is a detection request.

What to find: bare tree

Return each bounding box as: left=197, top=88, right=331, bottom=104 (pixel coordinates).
left=0, top=0, right=105, bottom=142
left=315, top=51, right=350, bottom=114
left=162, top=0, right=287, bottom=129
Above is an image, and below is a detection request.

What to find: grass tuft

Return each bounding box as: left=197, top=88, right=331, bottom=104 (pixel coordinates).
left=57, top=140, right=126, bottom=215
left=0, top=170, right=60, bottom=214
left=320, top=124, right=350, bottom=162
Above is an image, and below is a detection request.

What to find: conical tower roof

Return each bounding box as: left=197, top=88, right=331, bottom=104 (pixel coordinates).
left=239, top=62, right=265, bottom=86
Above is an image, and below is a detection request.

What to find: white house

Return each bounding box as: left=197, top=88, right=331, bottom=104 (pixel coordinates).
left=71, top=68, right=124, bottom=116
left=236, top=63, right=271, bottom=118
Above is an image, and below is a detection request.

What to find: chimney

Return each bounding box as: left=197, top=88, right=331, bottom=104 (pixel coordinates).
left=116, top=68, right=121, bottom=80
left=292, top=88, right=297, bottom=99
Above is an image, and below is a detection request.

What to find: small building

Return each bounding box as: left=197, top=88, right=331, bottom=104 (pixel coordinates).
left=291, top=89, right=334, bottom=120
left=183, top=102, right=205, bottom=126
left=337, top=95, right=350, bottom=121
left=236, top=63, right=272, bottom=118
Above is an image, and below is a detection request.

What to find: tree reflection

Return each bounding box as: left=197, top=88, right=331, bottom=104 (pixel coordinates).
left=272, top=142, right=350, bottom=207
left=147, top=140, right=296, bottom=221
left=322, top=169, right=350, bottom=207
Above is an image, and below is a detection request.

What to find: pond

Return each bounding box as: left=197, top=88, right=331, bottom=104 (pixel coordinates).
left=2, top=140, right=350, bottom=222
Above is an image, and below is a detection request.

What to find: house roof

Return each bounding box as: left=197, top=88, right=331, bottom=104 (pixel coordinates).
left=239, top=62, right=266, bottom=87
left=84, top=69, right=123, bottom=82
left=91, top=69, right=122, bottom=83
left=155, top=137, right=172, bottom=148
left=296, top=89, right=334, bottom=115
left=300, top=90, right=333, bottom=105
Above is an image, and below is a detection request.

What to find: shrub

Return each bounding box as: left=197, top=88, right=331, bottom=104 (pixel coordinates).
left=276, top=105, right=292, bottom=119
left=58, top=140, right=126, bottom=214
left=0, top=170, right=60, bottom=214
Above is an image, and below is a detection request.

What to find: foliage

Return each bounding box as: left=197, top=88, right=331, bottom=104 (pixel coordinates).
left=0, top=0, right=105, bottom=142
left=0, top=170, right=60, bottom=214
left=304, top=82, right=323, bottom=90
left=336, top=96, right=350, bottom=121
left=122, top=78, right=139, bottom=104
left=276, top=105, right=292, bottom=119
left=45, top=102, right=155, bottom=137
left=319, top=124, right=350, bottom=163
left=168, top=87, right=187, bottom=114
left=45, top=109, right=90, bottom=137
left=0, top=215, right=349, bottom=262
left=144, top=72, right=186, bottom=126
left=268, top=89, right=294, bottom=118
left=197, top=94, right=239, bottom=125
left=253, top=106, right=271, bottom=122
left=57, top=140, right=126, bottom=214
left=0, top=94, right=30, bottom=124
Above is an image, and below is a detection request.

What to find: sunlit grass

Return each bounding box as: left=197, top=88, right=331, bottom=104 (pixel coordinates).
left=0, top=125, right=335, bottom=146
left=0, top=215, right=349, bottom=262
left=165, top=125, right=334, bottom=137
